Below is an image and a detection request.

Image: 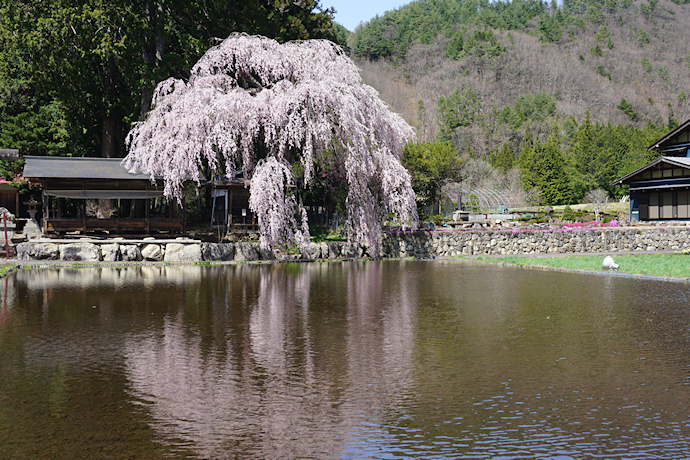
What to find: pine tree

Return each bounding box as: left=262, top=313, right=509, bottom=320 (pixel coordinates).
left=571, top=110, right=597, bottom=176
left=537, top=124, right=572, bottom=205
left=521, top=123, right=572, bottom=205
left=489, top=142, right=516, bottom=174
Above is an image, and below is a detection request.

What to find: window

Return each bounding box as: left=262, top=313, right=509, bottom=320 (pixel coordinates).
left=649, top=192, right=659, bottom=219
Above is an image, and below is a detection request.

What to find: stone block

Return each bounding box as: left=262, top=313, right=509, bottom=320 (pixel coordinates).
left=317, top=242, right=331, bottom=259
left=326, top=242, right=341, bottom=259
left=121, top=245, right=142, bottom=261
left=300, top=242, right=322, bottom=260
left=257, top=246, right=276, bottom=260
left=60, top=243, right=100, bottom=261
left=16, top=242, right=60, bottom=260
left=101, top=243, right=121, bottom=262
left=234, top=242, right=259, bottom=261
left=141, top=244, right=164, bottom=261
left=341, top=243, right=361, bottom=259
left=201, top=243, right=235, bottom=261
left=164, top=243, right=202, bottom=262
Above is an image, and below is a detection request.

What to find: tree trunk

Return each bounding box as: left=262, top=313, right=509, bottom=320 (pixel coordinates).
left=140, top=86, right=153, bottom=118
left=140, top=1, right=165, bottom=119
left=101, top=56, right=119, bottom=158
left=101, top=116, right=117, bottom=158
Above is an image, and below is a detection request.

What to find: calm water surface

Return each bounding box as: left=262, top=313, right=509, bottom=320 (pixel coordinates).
left=1, top=261, right=689, bottom=459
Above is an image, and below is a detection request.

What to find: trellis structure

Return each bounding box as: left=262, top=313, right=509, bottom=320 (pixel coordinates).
left=458, top=189, right=523, bottom=214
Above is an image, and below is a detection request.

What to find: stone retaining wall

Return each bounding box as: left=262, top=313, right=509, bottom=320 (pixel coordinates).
left=15, top=240, right=368, bottom=262
left=381, top=226, right=690, bottom=257
left=14, top=227, right=690, bottom=262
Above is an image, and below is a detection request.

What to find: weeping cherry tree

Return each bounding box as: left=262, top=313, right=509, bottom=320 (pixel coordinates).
left=125, top=34, right=417, bottom=254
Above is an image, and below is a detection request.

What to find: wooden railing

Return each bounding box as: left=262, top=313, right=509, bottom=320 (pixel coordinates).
left=46, top=217, right=183, bottom=234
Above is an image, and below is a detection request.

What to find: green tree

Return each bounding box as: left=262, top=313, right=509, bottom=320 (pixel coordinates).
left=515, top=92, right=556, bottom=122
left=403, top=142, right=465, bottom=215
left=489, top=142, right=517, bottom=174
left=617, top=98, right=640, bottom=122
left=437, top=87, right=482, bottom=143
left=445, top=31, right=465, bottom=59
left=538, top=10, right=564, bottom=43
left=568, top=110, right=597, bottom=198
left=667, top=103, right=679, bottom=131
left=351, top=0, right=545, bottom=61
left=571, top=111, right=597, bottom=175
left=594, top=24, right=611, bottom=42
left=0, top=0, right=340, bottom=159
left=562, top=205, right=575, bottom=221
left=463, top=29, right=506, bottom=58
left=520, top=123, right=572, bottom=205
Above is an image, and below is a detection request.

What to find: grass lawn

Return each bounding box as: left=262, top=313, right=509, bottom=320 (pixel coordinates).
left=0, top=264, right=15, bottom=278
left=472, top=253, right=690, bottom=279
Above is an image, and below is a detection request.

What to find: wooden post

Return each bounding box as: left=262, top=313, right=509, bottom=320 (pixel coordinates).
left=228, top=189, right=234, bottom=229
left=3, top=212, right=8, bottom=259
left=181, top=197, right=186, bottom=233
left=42, top=191, right=49, bottom=234
left=144, top=198, right=151, bottom=235
left=210, top=192, right=216, bottom=229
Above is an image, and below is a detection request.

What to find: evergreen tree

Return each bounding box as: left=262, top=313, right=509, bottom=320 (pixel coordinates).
left=521, top=123, right=572, bottom=205
left=570, top=111, right=599, bottom=177
left=617, top=99, right=640, bottom=122
left=489, top=142, right=517, bottom=174
left=437, top=87, right=482, bottom=143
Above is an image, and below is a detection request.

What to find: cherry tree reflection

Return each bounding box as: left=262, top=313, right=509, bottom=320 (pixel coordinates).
left=123, top=262, right=418, bottom=458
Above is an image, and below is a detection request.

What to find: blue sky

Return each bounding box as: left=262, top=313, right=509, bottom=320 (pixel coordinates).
left=324, top=0, right=412, bottom=31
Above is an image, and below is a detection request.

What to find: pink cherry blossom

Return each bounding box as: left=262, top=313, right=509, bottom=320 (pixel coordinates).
left=125, top=34, right=417, bottom=254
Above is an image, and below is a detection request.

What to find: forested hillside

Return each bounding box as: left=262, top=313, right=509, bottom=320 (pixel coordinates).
left=351, top=0, right=690, bottom=206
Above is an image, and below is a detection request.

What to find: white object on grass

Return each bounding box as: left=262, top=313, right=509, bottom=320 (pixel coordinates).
left=602, top=256, right=619, bottom=270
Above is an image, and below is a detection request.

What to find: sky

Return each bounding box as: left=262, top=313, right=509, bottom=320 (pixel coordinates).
left=324, top=0, right=411, bottom=31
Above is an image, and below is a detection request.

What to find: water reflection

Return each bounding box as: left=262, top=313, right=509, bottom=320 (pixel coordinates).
left=0, top=276, right=15, bottom=330
left=16, top=265, right=204, bottom=290
left=118, top=262, right=420, bottom=458
left=2, top=262, right=690, bottom=458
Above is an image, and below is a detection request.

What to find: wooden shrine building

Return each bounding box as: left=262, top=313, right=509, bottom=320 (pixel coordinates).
left=23, top=156, right=185, bottom=235
left=612, top=119, right=690, bottom=221
left=209, top=174, right=256, bottom=233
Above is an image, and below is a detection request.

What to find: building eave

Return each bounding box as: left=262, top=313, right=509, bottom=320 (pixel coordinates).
left=647, top=118, right=690, bottom=151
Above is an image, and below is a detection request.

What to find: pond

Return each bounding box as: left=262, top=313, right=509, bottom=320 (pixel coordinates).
left=1, top=261, right=689, bottom=458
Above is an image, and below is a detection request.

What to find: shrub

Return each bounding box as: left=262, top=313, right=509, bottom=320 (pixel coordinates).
left=562, top=205, right=575, bottom=222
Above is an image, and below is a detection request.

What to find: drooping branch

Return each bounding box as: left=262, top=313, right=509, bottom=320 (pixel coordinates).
left=125, top=34, right=417, bottom=255
left=238, top=69, right=267, bottom=95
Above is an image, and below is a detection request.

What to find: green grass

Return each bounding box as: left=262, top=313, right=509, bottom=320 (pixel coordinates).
left=310, top=226, right=346, bottom=243
left=0, top=264, right=16, bottom=278
left=473, top=254, right=690, bottom=279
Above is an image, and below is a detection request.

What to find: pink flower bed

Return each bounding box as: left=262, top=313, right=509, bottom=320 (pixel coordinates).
left=398, top=220, right=620, bottom=235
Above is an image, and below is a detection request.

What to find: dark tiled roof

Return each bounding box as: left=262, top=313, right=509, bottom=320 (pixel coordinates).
left=647, top=118, right=690, bottom=151
left=612, top=156, right=690, bottom=185
left=23, top=156, right=156, bottom=180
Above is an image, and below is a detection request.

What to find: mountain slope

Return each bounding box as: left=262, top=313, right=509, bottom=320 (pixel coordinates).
left=353, top=0, right=690, bottom=144
left=350, top=0, right=690, bottom=206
